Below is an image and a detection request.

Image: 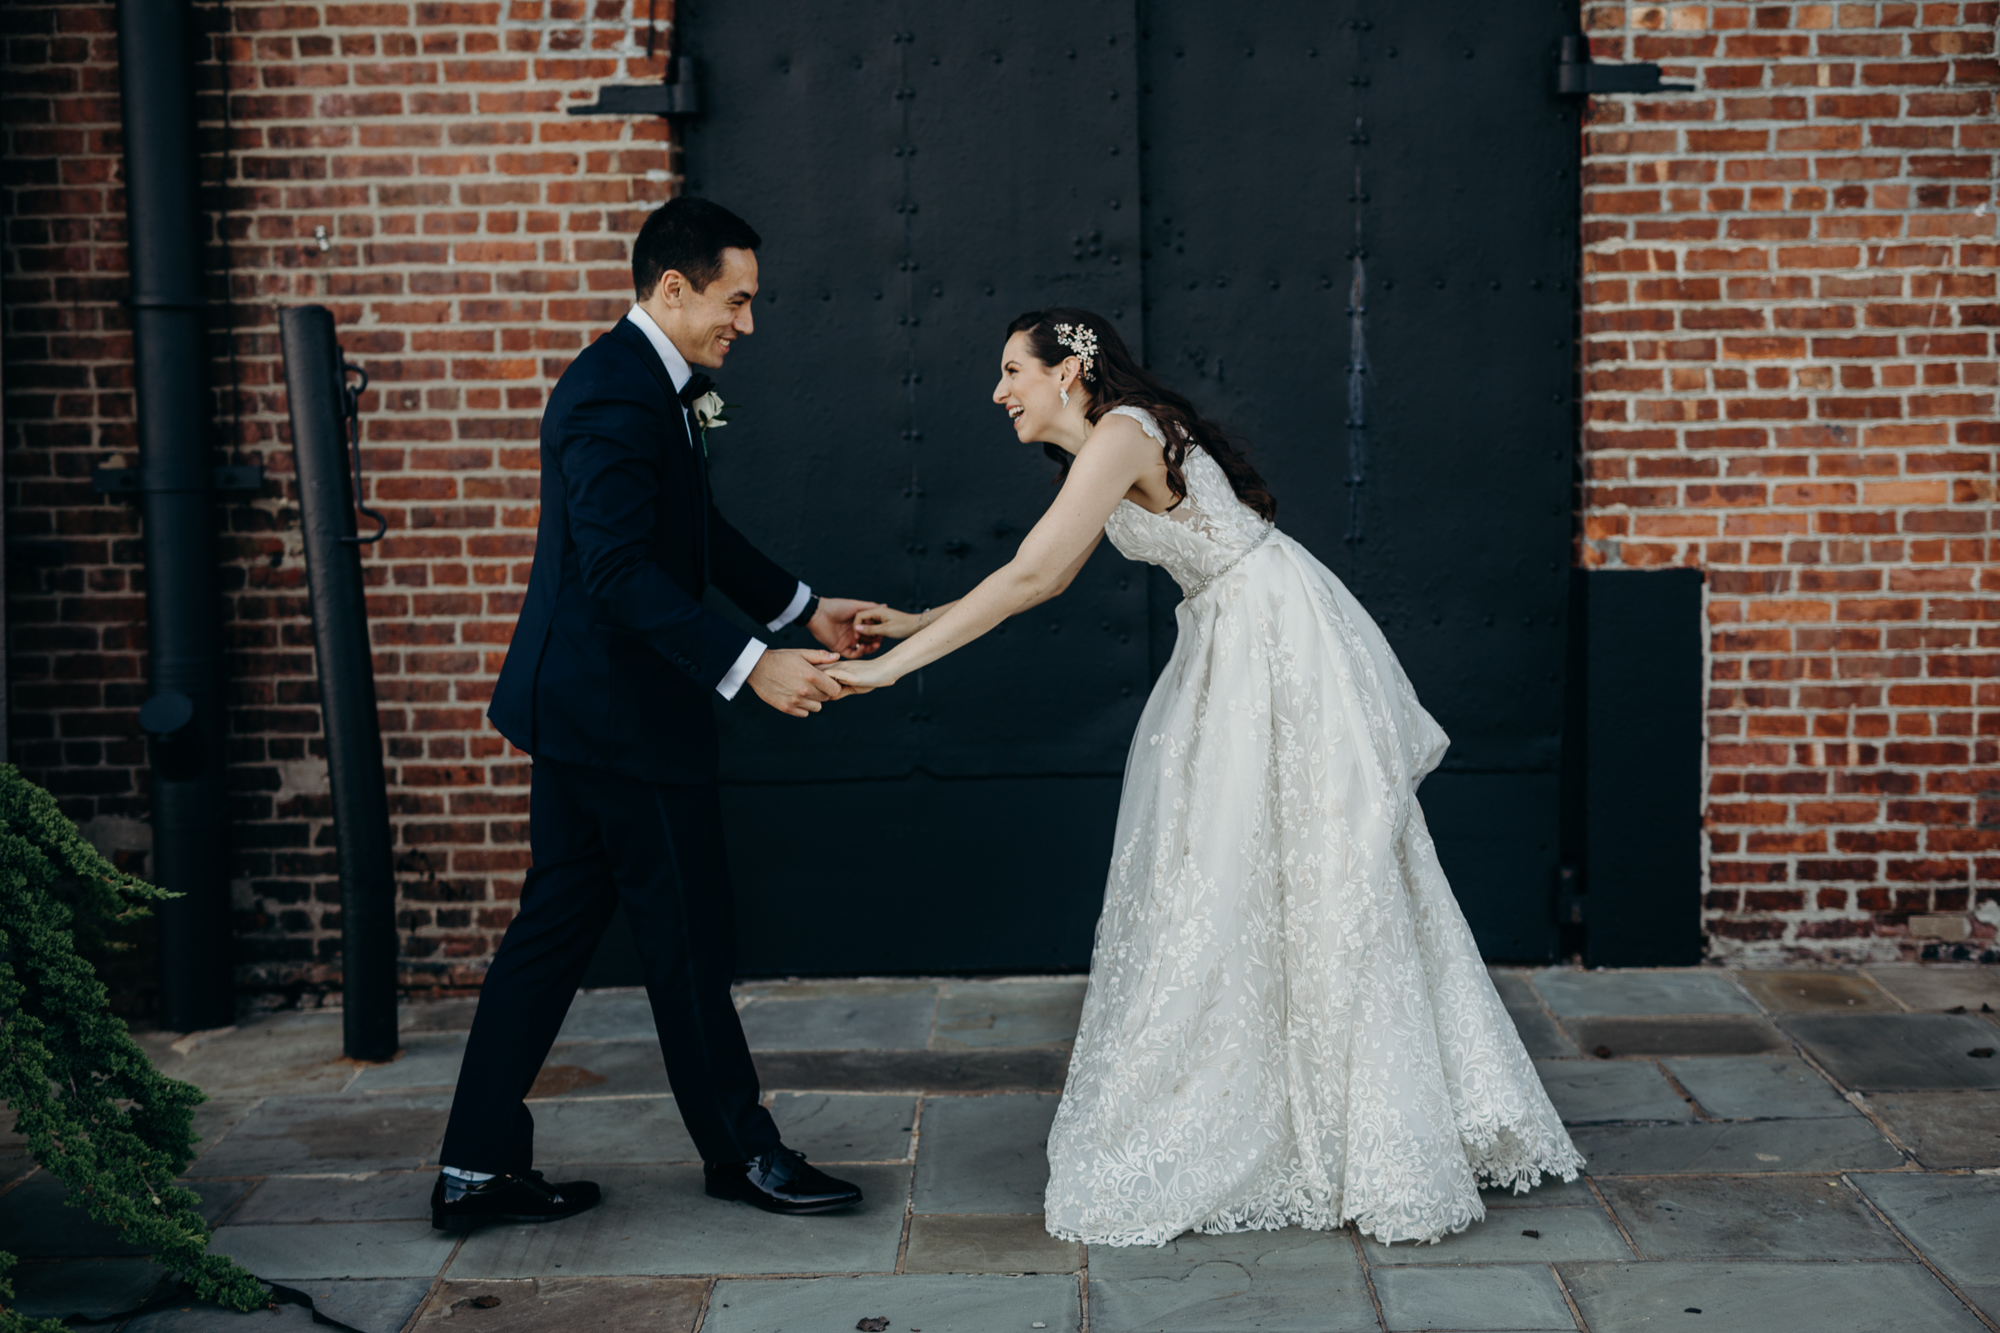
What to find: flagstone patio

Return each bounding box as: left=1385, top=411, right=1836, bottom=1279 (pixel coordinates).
left=6, top=966, right=1999, bottom=1333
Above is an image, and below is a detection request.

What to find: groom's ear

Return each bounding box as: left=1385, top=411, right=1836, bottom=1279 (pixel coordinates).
left=656, top=270, right=688, bottom=307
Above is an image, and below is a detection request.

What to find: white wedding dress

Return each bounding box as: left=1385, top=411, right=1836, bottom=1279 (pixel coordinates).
left=1042, top=406, right=1583, bottom=1248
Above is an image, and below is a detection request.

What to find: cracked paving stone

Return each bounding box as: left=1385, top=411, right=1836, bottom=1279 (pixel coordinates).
left=1088, top=1229, right=1377, bottom=1333
left=1558, top=1259, right=1985, bottom=1333
left=1782, top=1013, right=2000, bottom=1092
left=1662, top=1056, right=1858, bottom=1120
left=1570, top=1116, right=1900, bottom=1174
left=1859, top=1090, right=2000, bottom=1168
left=1597, top=1176, right=1907, bottom=1260
left=412, top=1277, right=707, bottom=1332
left=1364, top=1204, right=1628, bottom=1264
left=704, top=1274, right=1080, bottom=1333
left=1861, top=966, right=2000, bottom=1014
left=1854, top=1171, right=2000, bottom=1317
left=1534, top=1057, right=1694, bottom=1124
left=184, top=1094, right=451, bottom=1176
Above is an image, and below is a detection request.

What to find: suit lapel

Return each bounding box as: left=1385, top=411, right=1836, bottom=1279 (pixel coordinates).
left=607, top=318, right=710, bottom=587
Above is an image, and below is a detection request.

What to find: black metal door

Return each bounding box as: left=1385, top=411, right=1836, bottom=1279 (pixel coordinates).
left=615, top=0, right=1575, bottom=977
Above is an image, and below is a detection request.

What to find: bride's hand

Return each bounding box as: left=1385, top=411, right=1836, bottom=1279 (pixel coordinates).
left=853, top=606, right=922, bottom=639
left=826, top=658, right=898, bottom=694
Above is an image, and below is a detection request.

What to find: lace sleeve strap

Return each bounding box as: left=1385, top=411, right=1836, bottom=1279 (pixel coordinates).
left=1104, top=404, right=1169, bottom=450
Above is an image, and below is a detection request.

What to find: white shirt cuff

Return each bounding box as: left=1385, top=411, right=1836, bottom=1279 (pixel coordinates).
left=767, top=581, right=812, bottom=633
left=717, top=638, right=766, bottom=701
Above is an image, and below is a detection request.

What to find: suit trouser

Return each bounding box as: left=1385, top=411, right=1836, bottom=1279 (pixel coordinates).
left=438, top=757, right=781, bottom=1173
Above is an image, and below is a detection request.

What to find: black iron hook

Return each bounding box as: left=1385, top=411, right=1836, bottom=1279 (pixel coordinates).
left=338, top=356, right=387, bottom=545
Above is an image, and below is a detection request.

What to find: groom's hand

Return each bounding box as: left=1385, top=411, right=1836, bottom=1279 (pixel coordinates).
left=748, top=649, right=845, bottom=717
left=809, top=597, right=885, bottom=659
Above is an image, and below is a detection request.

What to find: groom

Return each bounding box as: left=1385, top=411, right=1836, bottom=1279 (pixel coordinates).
left=432, top=198, right=876, bottom=1231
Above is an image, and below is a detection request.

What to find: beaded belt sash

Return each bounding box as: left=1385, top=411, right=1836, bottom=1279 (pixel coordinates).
left=1183, top=525, right=1276, bottom=600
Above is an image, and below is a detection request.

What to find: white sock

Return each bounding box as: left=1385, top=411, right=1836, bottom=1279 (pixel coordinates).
left=441, top=1166, right=496, bottom=1183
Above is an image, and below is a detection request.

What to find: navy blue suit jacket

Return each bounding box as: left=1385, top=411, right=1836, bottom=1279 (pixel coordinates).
left=488, top=319, right=798, bottom=784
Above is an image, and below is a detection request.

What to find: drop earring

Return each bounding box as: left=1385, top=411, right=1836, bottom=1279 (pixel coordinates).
left=1060, top=387, right=1070, bottom=407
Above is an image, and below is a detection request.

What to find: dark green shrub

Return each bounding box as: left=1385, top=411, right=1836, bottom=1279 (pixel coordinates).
left=0, top=766, right=263, bottom=1331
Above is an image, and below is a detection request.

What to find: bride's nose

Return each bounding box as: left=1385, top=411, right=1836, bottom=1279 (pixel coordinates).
left=991, top=380, right=1008, bottom=404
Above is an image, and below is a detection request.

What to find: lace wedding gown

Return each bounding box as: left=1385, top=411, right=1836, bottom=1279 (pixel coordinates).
left=1042, top=406, right=1583, bottom=1248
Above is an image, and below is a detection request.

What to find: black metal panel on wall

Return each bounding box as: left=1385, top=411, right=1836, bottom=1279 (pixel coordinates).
left=1136, top=4, right=1578, bottom=960
left=584, top=1, right=1580, bottom=979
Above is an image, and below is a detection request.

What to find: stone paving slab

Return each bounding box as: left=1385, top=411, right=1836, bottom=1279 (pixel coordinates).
left=3, top=1256, right=172, bottom=1322
left=208, top=1220, right=458, bottom=1280
left=1370, top=1263, right=1575, bottom=1331
left=1569, top=1116, right=1901, bottom=1174
left=139, top=1012, right=354, bottom=1100
left=119, top=1294, right=323, bottom=1331
left=1596, top=1176, right=1907, bottom=1260
left=1782, top=1013, right=2000, bottom=1091
left=1481, top=1177, right=1600, bottom=1209
left=346, top=1032, right=468, bottom=1092
left=0, top=1174, right=249, bottom=1257
left=1562, top=1015, right=1789, bottom=1058
left=228, top=1170, right=433, bottom=1224
left=1557, top=1258, right=1986, bottom=1332
left=1086, top=1229, right=1377, bottom=1333
left=1533, top=1058, right=1692, bottom=1124
left=1734, top=970, right=1900, bottom=1014
left=185, top=1094, right=452, bottom=1177
left=1662, top=1056, right=1859, bottom=1120
left=911, top=1094, right=1058, bottom=1214
left=769, top=1093, right=916, bottom=1162
left=555, top=991, right=660, bottom=1042
left=1862, top=966, right=2000, bottom=1013
left=529, top=1096, right=700, bottom=1164
left=932, top=981, right=1087, bottom=1051
left=1853, top=1173, right=2000, bottom=1293
left=738, top=992, right=938, bottom=1051
left=1363, top=1205, right=1629, bottom=1264
left=400, top=997, right=480, bottom=1033
left=752, top=1049, right=1071, bottom=1095
left=902, top=1213, right=1081, bottom=1274
left=1533, top=968, right=1758, bottom=1017
left=1859, top=1090, right=2000, bottom=1168
left=1488, top=972, right=1576, bottom=1058
left=267, top=1278, right=434, bottom=1333
left=446, top=1164, right=910, bottom=1277
left=411, top=1276, right=707, bottom=1332
left=704, top=1274, right=1082, bottom=1333
left=528, top=1041, right=669, bottom=1098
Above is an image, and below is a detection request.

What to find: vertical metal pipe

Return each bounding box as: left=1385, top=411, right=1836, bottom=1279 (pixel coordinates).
left=116, top=0, right=234, bottom=1032
left=280, top=306, right=399, bottom=1061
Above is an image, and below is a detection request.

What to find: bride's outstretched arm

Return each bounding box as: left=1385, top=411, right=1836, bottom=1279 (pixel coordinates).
left=857, top=535, right=1096, bottom=640
left=829, top=415, right=1158, bottom=688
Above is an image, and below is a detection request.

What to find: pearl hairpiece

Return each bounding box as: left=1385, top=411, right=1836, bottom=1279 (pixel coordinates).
left=1053, top=322, right=1099, bottom=382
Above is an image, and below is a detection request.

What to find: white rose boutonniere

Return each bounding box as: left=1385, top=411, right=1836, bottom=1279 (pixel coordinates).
left=692, top=390, right=730, bottom=431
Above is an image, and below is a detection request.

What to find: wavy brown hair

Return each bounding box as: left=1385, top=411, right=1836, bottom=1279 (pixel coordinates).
left=1006, top=307, right=1276, bottom=522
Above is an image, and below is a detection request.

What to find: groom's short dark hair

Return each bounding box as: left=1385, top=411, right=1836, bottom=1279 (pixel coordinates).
left=633, top=198, right=762, bottom=298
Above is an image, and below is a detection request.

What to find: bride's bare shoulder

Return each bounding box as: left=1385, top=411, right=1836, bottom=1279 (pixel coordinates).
left=1088, top=408, right=1163, bottom=452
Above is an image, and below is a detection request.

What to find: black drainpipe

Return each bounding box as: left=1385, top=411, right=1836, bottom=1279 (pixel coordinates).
left=115, top=0, right=235, bottom=1032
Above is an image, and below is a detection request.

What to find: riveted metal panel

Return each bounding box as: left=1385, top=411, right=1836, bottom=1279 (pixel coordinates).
left=1136, top=2, right=1574, bottom=961
left=591, top=0, right=1579, bottom=977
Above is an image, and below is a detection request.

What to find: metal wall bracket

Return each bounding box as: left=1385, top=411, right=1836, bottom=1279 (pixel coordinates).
left=1556, top=35, right=1693, bottom=95
left=93, top=464, right=265, bottom=497
left=568, top=57, right=700, bottom=118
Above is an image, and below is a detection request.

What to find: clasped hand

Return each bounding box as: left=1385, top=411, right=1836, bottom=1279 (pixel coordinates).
left=747, top=596, right=891, bottom=717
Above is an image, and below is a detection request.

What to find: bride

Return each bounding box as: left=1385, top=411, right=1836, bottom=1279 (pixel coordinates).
left=827, top=309, right=1582, bottom=1247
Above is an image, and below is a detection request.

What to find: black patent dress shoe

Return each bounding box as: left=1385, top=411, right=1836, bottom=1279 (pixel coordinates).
left=704, top=1146, right=862, bottom=1215
left=430, top=1170, right=601, bottom=1232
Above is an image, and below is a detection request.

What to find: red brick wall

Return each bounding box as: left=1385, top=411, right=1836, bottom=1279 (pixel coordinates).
left=2, top=0, right=669, bottom=994
left=7, top=2, right=1996, bottom=993
left=1580, top=1, right=2000, bottom=961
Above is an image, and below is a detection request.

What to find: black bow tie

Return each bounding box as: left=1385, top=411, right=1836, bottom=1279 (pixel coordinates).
left=679, top=373, right=714, bottom=408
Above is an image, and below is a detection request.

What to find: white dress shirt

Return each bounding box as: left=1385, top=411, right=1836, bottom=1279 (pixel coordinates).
left=625, top=305, right=812, bottom=700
